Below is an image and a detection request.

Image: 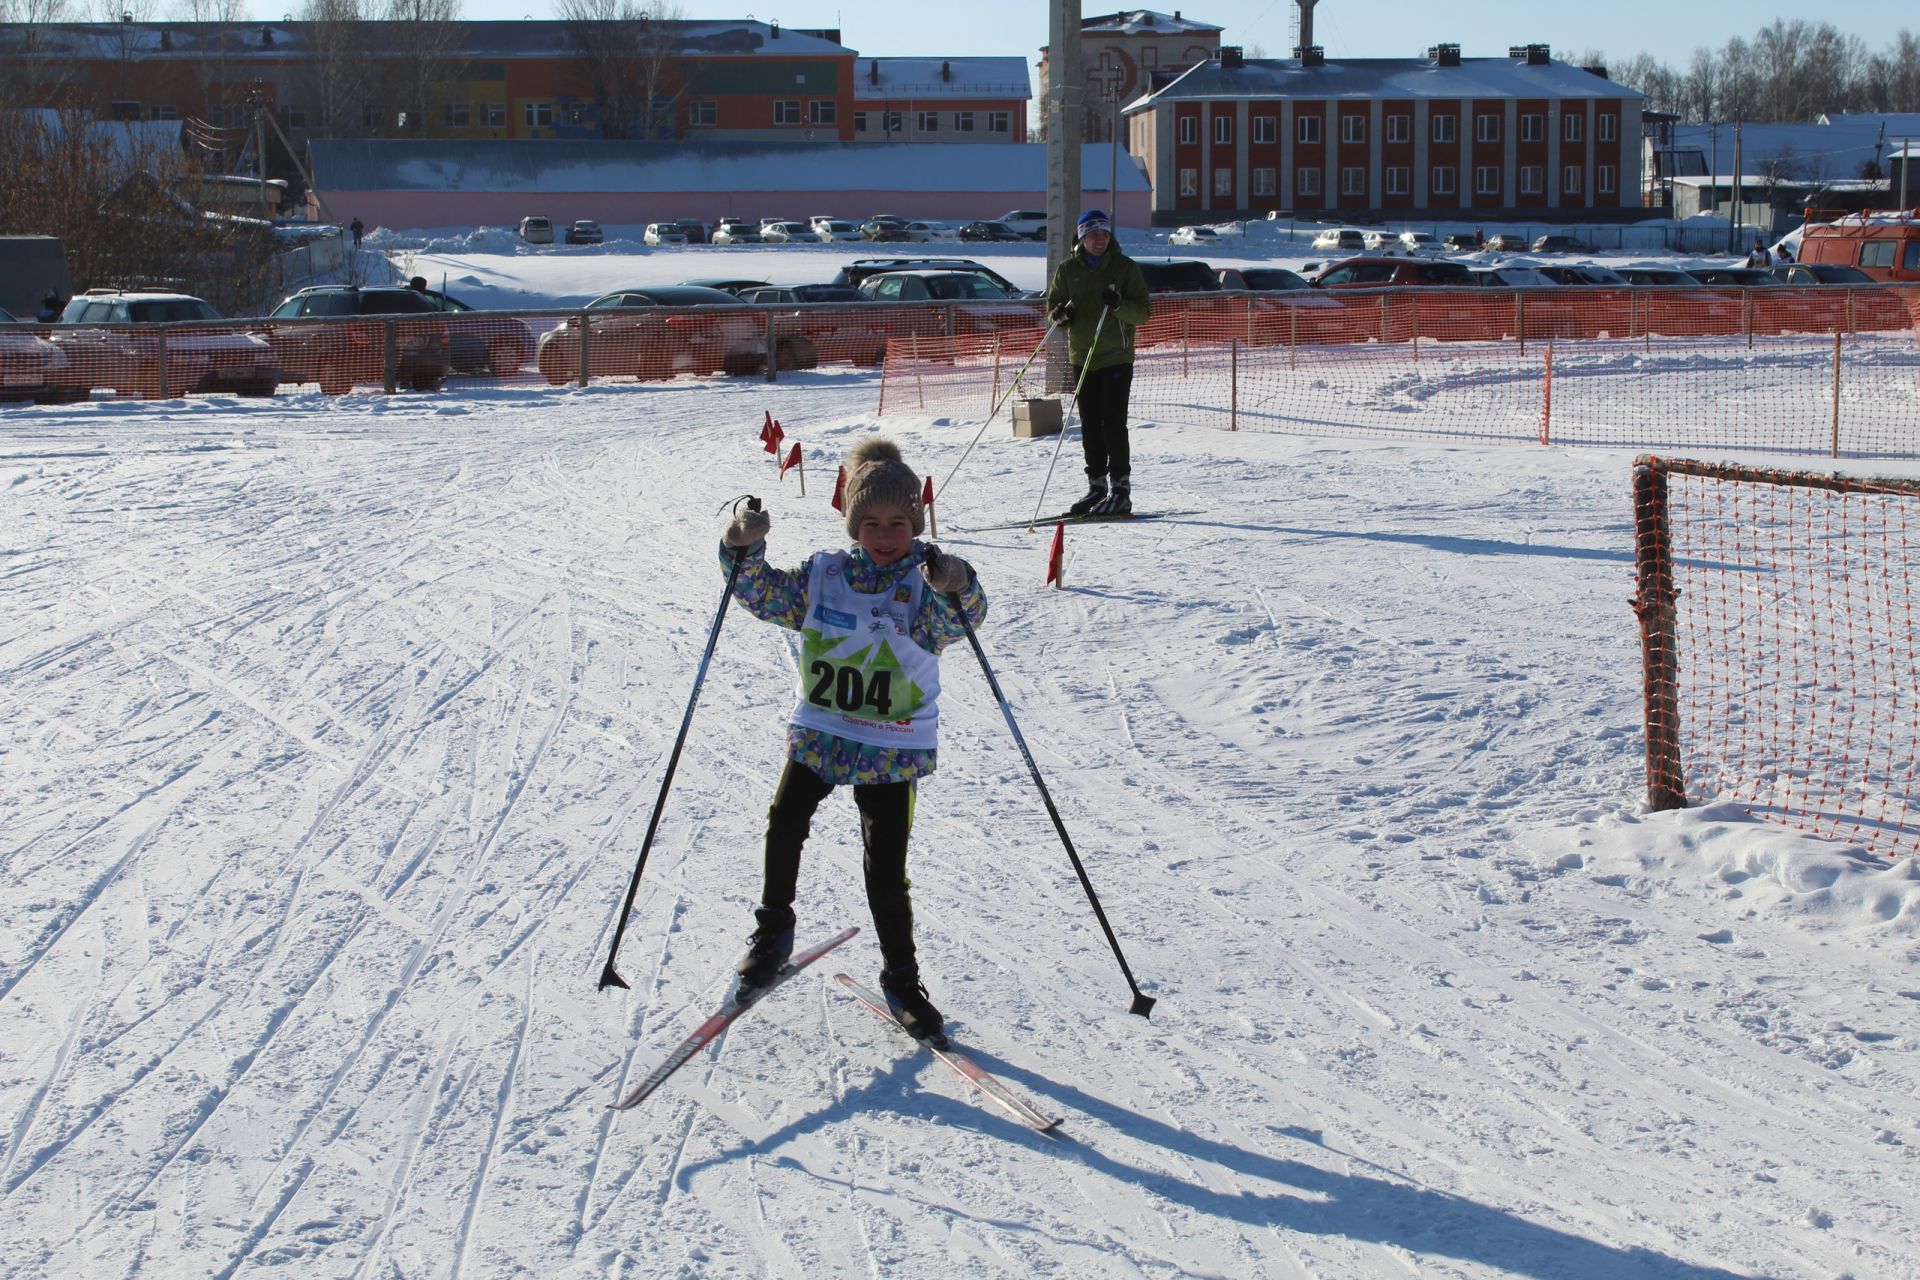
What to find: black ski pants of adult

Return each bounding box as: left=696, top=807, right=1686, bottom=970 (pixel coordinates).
left=760, top=759, right=918, bottom=973
left=1078, top=362, right=1135, bottom=483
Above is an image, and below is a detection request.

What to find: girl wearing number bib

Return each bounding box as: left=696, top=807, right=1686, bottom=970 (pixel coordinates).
left=717, top=437, right=987, bottom=1042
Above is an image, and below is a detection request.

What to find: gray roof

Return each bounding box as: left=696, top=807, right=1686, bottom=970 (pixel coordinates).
left=0, top=19, right=852, bottom=60
left=1131, top=55, right=1643, bottom=109
left=852, top=57, right=1032, bottom=101
left=1663, top=121, right=1895, bottom=184
left=1082, top=9, right=1223, bottom=35
left=310, top=139, right=1150, bottom=194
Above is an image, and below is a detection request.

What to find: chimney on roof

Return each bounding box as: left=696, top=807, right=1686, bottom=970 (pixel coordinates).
left=942, top=60, right=950, bottom=81
left=261, top=25, right=273, bottom=46
left=1218, top=46, right=1243, bottom=69
left=1296, top=45, right=1324, bottom=67
left=1583, top=64, right=1608, bottom=79
left=1520, top=43, right=1550, bottom=65
left=1295, top=0, right=1318, bottom=55
left=1428, top=43, right=1460, bottom=67
left=770, top=19, right=780, bottom=38
left=869, top=59, right=879, bottom=85
left=1174, top=9, right=1181, bottom=19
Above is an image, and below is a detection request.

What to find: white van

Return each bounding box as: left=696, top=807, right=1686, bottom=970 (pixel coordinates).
left=644, top=223, right=689, bottom=246
left=518, top=215, right=554, bottom=244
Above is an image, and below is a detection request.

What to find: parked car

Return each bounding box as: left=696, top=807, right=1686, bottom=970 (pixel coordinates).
left=1616, top=266, right=1703, bottom=286
left=814, top=220, right=865, bottom=243
left=1535, top=264, right=1630, bottom=286
left=1771, top=263, right=1873, bottom=285
left=903, top=220, right=959, bottom=243
left=0, top=305, right=73, bottom=403
left=1768, top=262, right=1912, bottom=330
left=856, top=270, right=1035, bottom=334
left=861, top=215, right=912, bottom=242
left=1360, top=230, right=1400, bottom=252
left=1217, top=266, right=1311, bottom=291
left=1484, top=233, right=1530, bottom=252
left=1684, top=267, right=1780, bottom=287
left=644, top=223, right=688, bottom=246
left=996, top=209, right=1047, bottom=239
left=1170, top=226, right=1223, bottom=247
left=1798, top=216, right=1920, bottom=283
left=1531, top=234, right=1588, bottom=254
left=672, top=217, right=709, bottom=245
left=1397, top=231, right=1442, bottom=254
left=1470, top=264, right=1562, bottom=288
left=757, top=217, right=791, bottom=234
left=830, top=257, right=1023, bottom=296
left=1310, top=257, right=1474, bottom=287
left=739, top=284, right=885, bottom=365
left=737, top=284, right=866, bottom=304
left=762, top=221, right=816, bottom=243
left=713, top=219, right=762, bottom=245
left=518, top=215, right=554, bottom=244
left=262, top=285, right=450, bottom=394
left=807, top=215, right=841, bottom=232
left=1310, top=228, right=1369, bottom=253
left=53, top=289, right=281, bottom=398
left=677, top=277, right=770, bottom=296
left=959, top=220, right=1025, bottom=242
left=535, top=285, right=783, bottom=383
left=410, top=286, right=536, bottom=375
left=1134, top=259, right=1222, bottom=293
left=565, top=219, right=604, bottom=245
left=1443, top=231, right=1481, bottom=251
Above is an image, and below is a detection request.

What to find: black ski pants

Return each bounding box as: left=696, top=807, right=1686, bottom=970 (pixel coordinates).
left=759, top=759, right=918, bottom=973
left=1077, top=362, right=1135, bottom=483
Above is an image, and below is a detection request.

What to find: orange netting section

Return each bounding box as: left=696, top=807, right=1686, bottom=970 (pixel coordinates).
left=1633, top=456, right=1920, bottom=857
left=881, top=287, right=1920, bottom=458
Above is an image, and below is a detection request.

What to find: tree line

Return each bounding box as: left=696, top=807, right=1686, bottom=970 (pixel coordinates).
left=1601, top=20, right=1920, bottom=123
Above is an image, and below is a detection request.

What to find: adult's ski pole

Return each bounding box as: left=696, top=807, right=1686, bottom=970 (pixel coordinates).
left=930, top=315, right=1060, bottom=509
left=944, top=587, right=1156, bottom=1017
left=599, top=496, right=761, bottom=991
left=1028, top=304, right=1111, bottom=531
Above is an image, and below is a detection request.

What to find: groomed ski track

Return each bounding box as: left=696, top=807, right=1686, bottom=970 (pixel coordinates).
left=3, top=373, right=1917, bottom=1279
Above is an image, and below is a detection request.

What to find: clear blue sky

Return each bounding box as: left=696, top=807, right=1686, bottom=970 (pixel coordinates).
left=433, top=1, right=1913, bottom=70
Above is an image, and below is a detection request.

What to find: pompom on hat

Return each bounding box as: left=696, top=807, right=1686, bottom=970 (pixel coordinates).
left=1076, top=209, right=1112, bottom=237
left=841, top=436, right=925, bottom=538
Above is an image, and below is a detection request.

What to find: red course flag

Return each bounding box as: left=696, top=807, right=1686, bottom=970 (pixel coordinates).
left=922, top=474, right=937, bottom=539
left=762, top=414, right=785, bottom=455
left=831, top=465, right=846, bottom=512
left=780, top=441, right=802, bottom=476
left=1045, top=521, right=1065, bottom=588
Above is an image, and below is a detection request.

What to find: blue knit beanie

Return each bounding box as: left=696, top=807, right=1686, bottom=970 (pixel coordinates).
left=1076, top=209, right=1112, bottom=237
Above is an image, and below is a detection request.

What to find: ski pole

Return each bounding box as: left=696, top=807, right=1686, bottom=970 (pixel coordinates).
left=944, top=588, right=1156, bottom=1017
left=1028, top=304, right=1111, bottom=531
left=930, top=315, right=1059, bottom=509
left=599, top=496, right=761, bottom=991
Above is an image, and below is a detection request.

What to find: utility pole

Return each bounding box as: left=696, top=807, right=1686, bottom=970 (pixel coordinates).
left=1729, top=120, right=1743, bottom=255
left=1045, top=0, right=1083, bottom=391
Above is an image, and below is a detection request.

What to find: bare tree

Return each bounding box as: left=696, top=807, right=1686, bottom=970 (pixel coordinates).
left=297, top=0, right=375, bottom=138
left=380, top=0, right=462, bottom=136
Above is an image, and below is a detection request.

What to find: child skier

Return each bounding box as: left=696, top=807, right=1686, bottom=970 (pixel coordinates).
left=718, top=437, right=986, bottom=1041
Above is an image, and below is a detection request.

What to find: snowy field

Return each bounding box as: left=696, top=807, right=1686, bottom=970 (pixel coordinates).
left=4, top=240, right=1920, bottom=1280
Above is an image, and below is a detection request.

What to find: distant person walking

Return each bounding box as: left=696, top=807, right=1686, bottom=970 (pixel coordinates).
left=36, top=293, right=62, bottom=323
left=350, top=217, right=364, bottom=248
left=1044, top=210, right=1152, bottom=517
left=1745, top=237, right=1770, bottom=267
left=1775, top=243, right=1794, bottom=264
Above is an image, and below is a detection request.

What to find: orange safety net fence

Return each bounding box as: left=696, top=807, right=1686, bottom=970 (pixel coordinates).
left=1633, top=456, right=1920, bottom=858
left=881, top=286, right=1920, bottom=458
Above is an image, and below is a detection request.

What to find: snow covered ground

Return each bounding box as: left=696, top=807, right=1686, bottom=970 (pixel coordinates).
left=4, top=241, right=1919, bottom=1280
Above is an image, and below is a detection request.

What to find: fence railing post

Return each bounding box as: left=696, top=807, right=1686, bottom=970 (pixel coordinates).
left=1630, top=457, right=1687, bottom=811
left=1288, top=302, right=1297, bottom=370
left=1516, top=291, right=1526, bottom=355
left=911, top=331, right=925, bottom=409
left=155, top=326, right=168, bottom=399
left=1182, top=307, right=1190, bottom=376
left=1831, top=330, right=1843, bottom=458
left=1538, top=342, right=1553, bottom=445
left=1230, top=337, right=1238, bottom=431
left=1743, top=288, right=1753, bottom=350
left=989, top=331, right=1002, bottom=414
left=576, top=311, right=591, bottom=388
left=383, top=317, right=397, bottom=393
left=1410, top=295, right=1419, bottom=362
left=764, top=309, right=777, bottom=383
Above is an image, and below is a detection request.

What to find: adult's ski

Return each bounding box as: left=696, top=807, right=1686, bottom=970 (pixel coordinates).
left=960, top=508, right=1202, bottom=534
left=609, top=927, right=859, bottom=1112
left=834, top=973, right=1059, bottom=1133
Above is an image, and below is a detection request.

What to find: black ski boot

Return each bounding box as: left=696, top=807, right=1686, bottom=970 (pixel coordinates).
left=1091, top=478, right=1131, bottom=517
left=1068, top=476, right=1108, bottom=517
left=879, top=966, right=946, bottom=1044
left=735, top=905, right=795, bottom=993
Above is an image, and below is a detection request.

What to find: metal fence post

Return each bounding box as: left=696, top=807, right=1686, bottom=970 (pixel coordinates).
left=1230, top=337, right=1238, bottom=431
left=1516, top=291, right=1526, bottom=355
left=1181, top=307, right=1190, bottom=376
left=1743, top=288, right=1753, bottom=350
left=383, top=317, right=397, bottom=393
left=943, top=304, right=954, bottom=338
left=764, top=309, right=777, bottom=384
left=1831, top=331, right=1843, bottom=458
left=1289, top=302, right=1297, bottom=370
left=576, top=311, right=591, bottom=388
left=989, top=331, right=1002, bottom=412
left=155, top=326, right=168, bottom=399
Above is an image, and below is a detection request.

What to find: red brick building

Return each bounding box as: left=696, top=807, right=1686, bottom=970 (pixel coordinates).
left=1125, top=44, right=1643, bottom=222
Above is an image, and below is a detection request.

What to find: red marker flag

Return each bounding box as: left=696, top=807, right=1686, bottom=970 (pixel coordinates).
left=922, top=475, right=937, bottom=540
left=762, top=414, right=784, bottom=455
left=831, top=465, right=846, bottom=512
left=758, top=411, right=776, bottom=452
left=1045, top=521, right=1065, bottom=588
left=780, top=441, right=802, bottom=476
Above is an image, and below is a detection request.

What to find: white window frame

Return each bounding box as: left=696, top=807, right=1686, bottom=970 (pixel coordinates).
left=1475, top=165, right=1500, bottom=195
left=956, top=111, right=975, bottom=132
left=1432, top=113, right=1456, bottom=144
left=1214, top=115, right=1232, bottom=144
left=1341, top=114, right=1364, bottom=144
left=484, top=101, right=507, bottom=127
left=1253, top=167, right=1276, bottom=196
left=1475, top=113, right=1499, bottom=143
left=853, top=111, right=868, bottom=132
left=1598, top=163, right=1617, bottom=194
left=1564, top=113, right=1583, bottom=142
left=690, top=100, right=717, bottom=127
left=1598, top=113, right=1617, bottom=142
left=1179, top=116, right=1198, bottom=145
left=1341, top=166, right=1366, bottom=196
left=1520, top=165, right=1544, bottom=195
left=1179, top=167, right=1199, bottom=196
left=1297, top=114, right=1321, bottom=144
left=988, top=111, right=1010, bottom=132
left=523, top=101, right=553, bottom=127
left=1253, top=115, right=1276, bottom=144
left=1431, top=165, right=1456, bottom=195
left=444, top=101, right=470, bottom=127
left=1296, top=166, right=1321, bottom=196
left=1214, top=167, right=1234, bottom=197
left=1563, top=165, right=1583, bottom=194
left=1386, top=114, right=1409, bottom=144
left=774, top=99, right=801, bottom=125
left=1520, top=114, right=1544, bottom=143
left=917, top=109, right=939, bottom=133
left=810, top=100, right=836, bottom=126
left=1385, top=166, right=1409, bottom=195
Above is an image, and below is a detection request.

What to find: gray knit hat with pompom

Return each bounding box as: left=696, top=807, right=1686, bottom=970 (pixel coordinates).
left=842, top=436, right=925, bottom=538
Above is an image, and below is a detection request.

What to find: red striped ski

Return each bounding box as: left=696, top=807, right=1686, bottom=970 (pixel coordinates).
left=834, top=973, right=1059, bottom=1133
left=609, top=927, right=859, bottom=1112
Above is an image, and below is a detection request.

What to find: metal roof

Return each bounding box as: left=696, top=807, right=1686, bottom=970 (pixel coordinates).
left=1082, top=10, right=1223, bottom=35
left=852, top=57, right=1032, bottom=101
left=1129, top=54, right=1643, bottom=109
